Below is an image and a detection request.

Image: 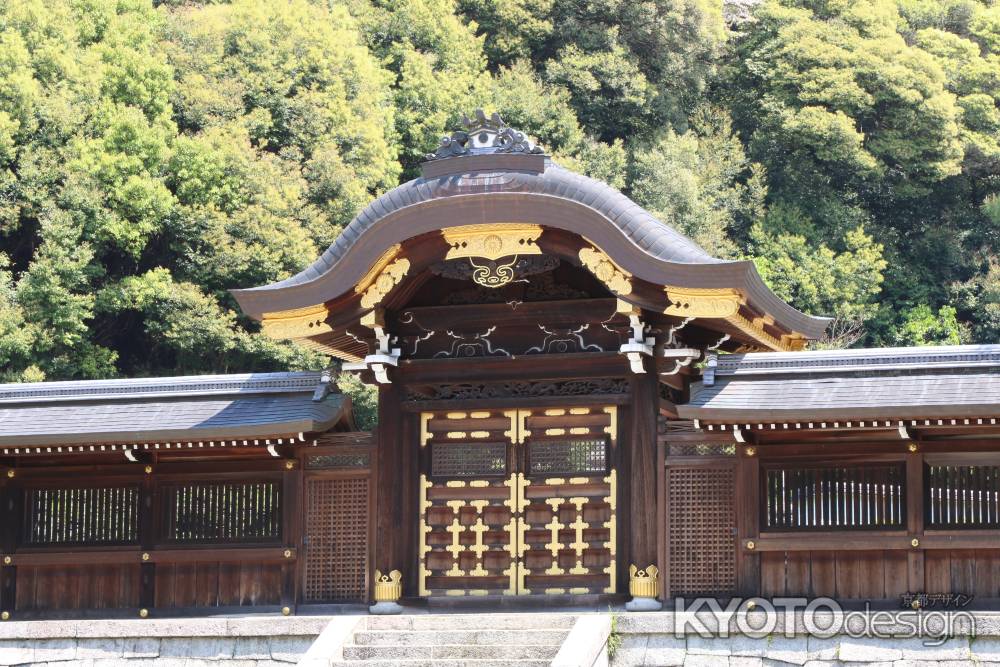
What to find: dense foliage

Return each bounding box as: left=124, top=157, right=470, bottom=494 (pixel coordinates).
left=1, top=0, right=996, bottom=385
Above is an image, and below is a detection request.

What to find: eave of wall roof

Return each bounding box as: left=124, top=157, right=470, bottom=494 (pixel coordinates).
left=231, top=155, right=830, bottom=340
left=0, top=371, right=325, bottom=404
left=0, top=371, right=350, bottom=447
left=679, top=344, right=1000, bottom=422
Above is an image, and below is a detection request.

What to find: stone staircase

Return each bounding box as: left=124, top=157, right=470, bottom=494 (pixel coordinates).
left=330, top=613, right=577, bottom=666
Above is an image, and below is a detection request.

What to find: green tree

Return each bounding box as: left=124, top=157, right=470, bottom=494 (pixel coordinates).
left=459, top=0, right=727, bottom=141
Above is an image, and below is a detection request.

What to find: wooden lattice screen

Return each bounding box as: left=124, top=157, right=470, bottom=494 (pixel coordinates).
left=763, top=464, right=906, bottom=531
left=161, top=480, right=282, bottom=543
left=23, top=485, right=140, bottom=546
left=667, top=466, right=736, bottom=595
left=303, top=476, right=369, bottom=602
left=927, top=464, right=1000, bottom=529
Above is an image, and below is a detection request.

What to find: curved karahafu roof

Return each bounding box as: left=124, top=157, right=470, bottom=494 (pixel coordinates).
left=232, top=111, right=830, bottom=356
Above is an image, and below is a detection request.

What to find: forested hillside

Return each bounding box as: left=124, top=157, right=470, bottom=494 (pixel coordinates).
left=1, top=0, right=997, bottom=383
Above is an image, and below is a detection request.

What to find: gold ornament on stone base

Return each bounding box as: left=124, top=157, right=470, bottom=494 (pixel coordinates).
left=626, top=564, right=662, bottom=611
left=370, top=569, right=404, bottom=615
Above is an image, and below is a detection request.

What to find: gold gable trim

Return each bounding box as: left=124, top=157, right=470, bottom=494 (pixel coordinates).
left=663, top=287, right=742, bottom=318
left=442, top=223, right=543, bottom=261
left=261, top=303, right=333, bottom=340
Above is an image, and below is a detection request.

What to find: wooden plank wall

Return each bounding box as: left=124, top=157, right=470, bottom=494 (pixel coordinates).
left=153, top=562, right=282, bottom=609
left=760, top=549, right=1000, bottom=600
left=16, top=565, right=140, bottom=611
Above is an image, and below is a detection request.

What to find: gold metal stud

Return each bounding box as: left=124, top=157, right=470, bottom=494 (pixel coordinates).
left=745, top=447, right=756, bottom=457
left=144, top=465, right=153, bottom=474
left=2, top=556, right=10, bottom=565
left=746, top=600, right=756, bottom=610
left=141, top=553, right=150, bottom=561
left=281, top=606, right=291, bottom=616
left=746, top=540, right=756, bottom=550
left=911, top=538, right=920, bottom=548
left=911, top=599, right=922, bottom=610
left=284, top=460, right=295, bottom=470
left=907, top=442, right=918, bottom=453
left=6, top=470, right=13, bottom=478
left=1, top=611, right=9, bottom=621
left=139, top=608, right=149, bottom=618
left=283, top=549, right=292, bottom=559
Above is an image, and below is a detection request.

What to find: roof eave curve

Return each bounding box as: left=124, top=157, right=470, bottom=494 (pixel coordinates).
left=231, top=155, right=830, bottom=341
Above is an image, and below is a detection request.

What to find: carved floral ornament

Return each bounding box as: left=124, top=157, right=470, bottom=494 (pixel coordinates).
left=578, top=246, right=633, bottom=295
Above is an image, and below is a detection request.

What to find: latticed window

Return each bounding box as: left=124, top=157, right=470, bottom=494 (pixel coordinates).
left=430, top=441, right=507, bottom=477
left=162, top=480, right=282, bottom=543
left=528, top=438, right=607, bottom=475
left=306, top=451, right=371, bottom=469
left=926, top=464, right=1000, bottom=529
left=763, top=464, right=906, bottom=531
left=23, top=485, right=140, bottom=546
left=667, top=443, right=736, bottom=457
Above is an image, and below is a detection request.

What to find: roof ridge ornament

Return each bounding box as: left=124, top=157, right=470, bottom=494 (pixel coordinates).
left=425, top=109, right=546, bottom=161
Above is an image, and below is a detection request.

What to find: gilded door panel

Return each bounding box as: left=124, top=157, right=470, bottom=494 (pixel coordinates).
left=419, top=406, right=617, bottom=597
left=521, top=407, right=617, bottom=594
left=419, top=409, right=518, bottom=596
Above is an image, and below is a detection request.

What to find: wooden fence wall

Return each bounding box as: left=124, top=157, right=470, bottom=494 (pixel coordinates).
left=659, top=435, right=1000, bottom=605
left=0, top=432, right=373, bottom=618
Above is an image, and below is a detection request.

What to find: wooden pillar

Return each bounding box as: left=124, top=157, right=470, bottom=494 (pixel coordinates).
left=627, top=372, right=659, bottom=578
left=736, top=449, right=760, bottom=596
left=0, top=473, right=17, bottom=616
left=374, top=383, right=417, bottom=597
left=281, top=460, right=302, bottom=611
left=138, top=466, right=156, bottom=614
left=906, top=448, right=925, bottom=594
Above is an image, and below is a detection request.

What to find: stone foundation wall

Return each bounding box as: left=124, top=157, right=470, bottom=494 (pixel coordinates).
left=612, top=611, right=1000, bottom=666
left=0, top=617, right=331, bottom=667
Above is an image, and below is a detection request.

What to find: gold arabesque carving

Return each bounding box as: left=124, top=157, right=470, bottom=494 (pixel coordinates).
left=579, top=246, right=632, bottom=295
left=358, top=257, right=411, bottom=309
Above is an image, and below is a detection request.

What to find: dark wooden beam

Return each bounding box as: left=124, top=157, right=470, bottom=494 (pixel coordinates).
left=906, top=450, right=925, bottom=595
left=737, top=449, right=760, bottom=596
left=0, top=475, right=15, bottom=617
left=626, top=372, right=659, bottom=578
left=374, top=384, right=416, bottom=597
left=397, top=352, right=629, bottom=384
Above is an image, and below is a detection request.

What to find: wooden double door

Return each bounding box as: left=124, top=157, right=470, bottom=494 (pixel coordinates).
left=418, top=406, right=617, bottom=597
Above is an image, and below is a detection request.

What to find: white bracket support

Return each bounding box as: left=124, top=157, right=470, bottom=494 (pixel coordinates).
left=619, top=312, right=655, bottom=374
left=660, top=347, right=701, bottom=376
left=343, top=323, right=401, bottom=384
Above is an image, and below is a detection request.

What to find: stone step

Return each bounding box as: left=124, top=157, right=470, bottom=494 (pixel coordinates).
left=343, top=642, right=562, bottom=660
left=331, top=660, right=550, bottom=667
left=352, top=629, right=569, bottom=647
left=365, top=613, right=577, bottom=631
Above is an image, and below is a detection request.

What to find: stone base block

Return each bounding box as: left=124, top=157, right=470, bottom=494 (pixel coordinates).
left=368, top=601, right=403, bottom=615
left=626, top=597, right=663, bottom=612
